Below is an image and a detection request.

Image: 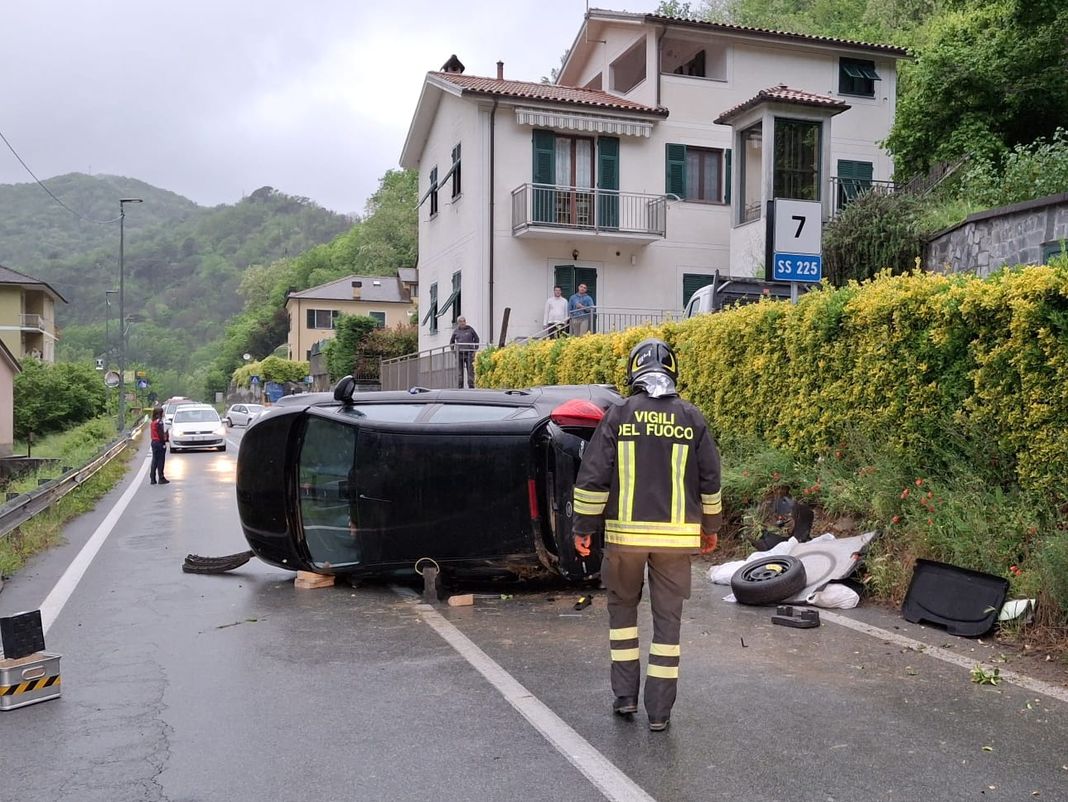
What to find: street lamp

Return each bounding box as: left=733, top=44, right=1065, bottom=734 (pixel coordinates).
left=117, top=197, right=143, bottom=432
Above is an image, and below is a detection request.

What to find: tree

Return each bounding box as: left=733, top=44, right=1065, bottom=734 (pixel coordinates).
left=885, top=0, right=1068, bottom=180
left=14, top=360, right=106, bottom=439
left=326, top=315, right=379, bottom=381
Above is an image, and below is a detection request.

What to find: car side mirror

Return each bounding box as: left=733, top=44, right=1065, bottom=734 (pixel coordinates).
left=333, top=376, right=356, bottom=403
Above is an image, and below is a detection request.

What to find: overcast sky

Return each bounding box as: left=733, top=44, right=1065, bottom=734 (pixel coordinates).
left=0, top=1, right=660, bottom=216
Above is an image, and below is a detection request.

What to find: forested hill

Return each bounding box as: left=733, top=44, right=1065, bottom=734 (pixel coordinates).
left=0, top=174, right=353, bottom=380
left=0, top=173, right=198, bottom=269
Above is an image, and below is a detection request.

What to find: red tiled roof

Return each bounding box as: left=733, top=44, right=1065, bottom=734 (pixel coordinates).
left=646, top=13, right=910, bottom=57
left=431, top=72, right=668, bottom=116
left=714, top=85, right=850, bottom=124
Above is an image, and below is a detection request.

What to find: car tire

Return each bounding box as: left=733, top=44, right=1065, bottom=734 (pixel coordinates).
left=224, top=418, right=231, bottom=427
left=730, top=555, right=807, bottom=605
left=170, top=446, right=180, bottom=454
left=218, top=445, right=226, bottom=452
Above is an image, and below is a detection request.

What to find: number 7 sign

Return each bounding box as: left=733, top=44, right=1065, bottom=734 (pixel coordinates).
left=769, top=199, right=823, bottom=283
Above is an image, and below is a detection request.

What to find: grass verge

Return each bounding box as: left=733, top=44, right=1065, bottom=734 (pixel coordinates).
left=0, top=441, right=133, bottom=578
left=717, top=431, right=1068, bottom=660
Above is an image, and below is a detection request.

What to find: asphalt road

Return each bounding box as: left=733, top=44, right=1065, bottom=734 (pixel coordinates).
left=1, top=428, right=1066, bottom=801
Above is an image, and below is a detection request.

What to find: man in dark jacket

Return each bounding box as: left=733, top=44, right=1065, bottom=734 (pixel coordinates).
left=449, top=316, right=480, bottom=388
left=149, top=407, right=170, bottom=485
left=573, top=338, right=721, bottom=731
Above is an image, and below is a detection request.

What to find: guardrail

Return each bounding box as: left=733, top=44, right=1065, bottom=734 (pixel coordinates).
left=0, top=421, right=145, bottom=545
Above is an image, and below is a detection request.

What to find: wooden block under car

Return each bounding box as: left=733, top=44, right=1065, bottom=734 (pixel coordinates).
left=447, top=594, right=475, bottom=607
left=294, top=571, right=335, bottom=589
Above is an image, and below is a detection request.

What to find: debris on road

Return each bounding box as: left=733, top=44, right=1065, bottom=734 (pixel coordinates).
left=902, top=559, right=1008, bottom=637
left=182, top=551, right=254, bottom=574
left=771, top=605, right=820, bottom=629
left=573, top=594, right=593, bottom=611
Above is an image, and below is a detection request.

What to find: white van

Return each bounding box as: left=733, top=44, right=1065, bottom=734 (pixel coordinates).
left=684, top=272, right=809, bottom=318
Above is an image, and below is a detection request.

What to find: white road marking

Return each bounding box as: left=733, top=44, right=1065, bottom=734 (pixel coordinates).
left=394, top=587, right=655, bottom=802
left=38, top=457, right=150, bottom=636
left=821, top=610, right=1068, bottom=705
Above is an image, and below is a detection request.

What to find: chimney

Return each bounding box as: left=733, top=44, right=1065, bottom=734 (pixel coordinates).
left=497, top=60, right=504, bottom=80
left=351, top=280, right=362, bottom=300
left=441, top=54, right=465, bottom=74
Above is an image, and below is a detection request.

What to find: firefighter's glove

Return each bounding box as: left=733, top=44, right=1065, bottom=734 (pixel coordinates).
left=700, top=532, right=719, bottom=554
left=574, top=534, right=592, bottom=557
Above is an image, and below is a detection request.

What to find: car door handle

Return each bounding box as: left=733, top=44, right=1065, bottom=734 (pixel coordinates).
left=358, top=494, right=392, bottom=503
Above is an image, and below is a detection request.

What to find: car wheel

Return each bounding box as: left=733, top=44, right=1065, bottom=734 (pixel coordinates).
left=170, top=446, right=179, bottom=454
left=224, top=418, right=232, bottom=427
left=218, top=445, right=226, bottom=452
left=730, top=555, right=807, bottom=605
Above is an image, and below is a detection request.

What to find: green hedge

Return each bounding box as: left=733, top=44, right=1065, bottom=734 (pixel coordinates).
left=478, top=266, right=1068, bottom=503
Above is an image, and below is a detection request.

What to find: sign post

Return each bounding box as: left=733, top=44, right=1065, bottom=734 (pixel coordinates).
left=766, top=199, right=823, bottom=299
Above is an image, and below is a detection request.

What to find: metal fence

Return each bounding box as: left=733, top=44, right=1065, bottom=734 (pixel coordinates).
left=380, top=344, right=488, bottom=391
left=829, top=177, right=898, bottom=217
left=0, top=422, right=144, bottom=545
left=511, top=184, right=667, bottom=237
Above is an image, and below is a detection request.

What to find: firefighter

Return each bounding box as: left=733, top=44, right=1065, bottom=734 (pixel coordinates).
left=573, top=337, right=721, bottom=732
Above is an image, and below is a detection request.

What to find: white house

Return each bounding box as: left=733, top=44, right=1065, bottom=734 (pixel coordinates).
left=400, top=9, right=907, bottom=351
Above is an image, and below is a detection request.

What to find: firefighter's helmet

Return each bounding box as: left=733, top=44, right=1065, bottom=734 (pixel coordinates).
left=626, top=338, right=678, bottom=385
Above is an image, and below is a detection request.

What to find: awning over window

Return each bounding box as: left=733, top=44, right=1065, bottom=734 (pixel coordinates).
left=515, top=107, right=654, bottom=138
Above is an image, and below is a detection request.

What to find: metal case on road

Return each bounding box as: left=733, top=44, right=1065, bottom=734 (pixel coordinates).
left=0, top=652, right=62, bottom=710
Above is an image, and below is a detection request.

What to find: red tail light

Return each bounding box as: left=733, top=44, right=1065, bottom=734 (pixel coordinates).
left=550, top=399, right=605, bottom=427
left=528, top=479, right=539, bottom=519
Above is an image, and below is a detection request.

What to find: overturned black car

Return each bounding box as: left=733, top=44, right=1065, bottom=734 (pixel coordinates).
left=235, top=380, right=621, bottom=582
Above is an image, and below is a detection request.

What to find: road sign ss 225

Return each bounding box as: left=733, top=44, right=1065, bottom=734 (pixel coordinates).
left=769, top=199, right=823, bottom=283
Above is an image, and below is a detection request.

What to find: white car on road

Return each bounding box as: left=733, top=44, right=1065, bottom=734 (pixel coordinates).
left=223, top=403, right=265, bottom=428
left=169, top=405, right=226, bottom=453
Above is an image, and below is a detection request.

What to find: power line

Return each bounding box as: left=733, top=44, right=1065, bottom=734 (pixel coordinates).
left=0, top=126, right=121, bottom=224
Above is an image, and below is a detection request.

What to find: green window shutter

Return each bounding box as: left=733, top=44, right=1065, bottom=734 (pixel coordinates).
left=597, top=136, right=619, bottom=229
left=533, top=130, right=556, bottom=224
left=837, top=159, right=873, bottom=205
left=428, top=283, right=438, bottom=334
left=576, top=268, right=597, bottom=303
left=682, top=273, right=716, bottom=307
left=597, top=137, right=619, bottom=190
left=532, top=130, right=556, bottom=185
left=724, top=148, right=732, bottom=204
left=665, top=143, right=686, bottom=198
left=554, top=266, right=575, bottom=298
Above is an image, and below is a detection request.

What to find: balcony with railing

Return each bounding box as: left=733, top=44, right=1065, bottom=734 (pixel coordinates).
left=18, top=314, right=54, bottom=335
left=511, top=184, right=667, bottom=243
left=830, top=177, right=897, bottom=217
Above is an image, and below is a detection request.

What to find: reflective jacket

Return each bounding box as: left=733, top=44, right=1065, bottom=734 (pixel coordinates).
left=572, top=392, right=721, bottom=552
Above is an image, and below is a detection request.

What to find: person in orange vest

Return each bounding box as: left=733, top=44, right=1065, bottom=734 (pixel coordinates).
left=149, top=407, right=171, bottom=485
left=573, top=338, right=721, bottom=731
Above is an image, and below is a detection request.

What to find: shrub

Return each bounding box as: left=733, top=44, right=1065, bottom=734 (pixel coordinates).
left=14, top=360, right=107, bottom=439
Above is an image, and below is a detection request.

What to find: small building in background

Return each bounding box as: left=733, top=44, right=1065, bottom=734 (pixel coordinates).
left=284, top=273, right=416, bottom=362
left=0, top=338, right=22, bottom=456
left=0, top=263, right=66, bottom=363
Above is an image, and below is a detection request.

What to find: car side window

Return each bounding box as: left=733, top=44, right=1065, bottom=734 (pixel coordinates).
left=299, top=416, right=361, bottom=570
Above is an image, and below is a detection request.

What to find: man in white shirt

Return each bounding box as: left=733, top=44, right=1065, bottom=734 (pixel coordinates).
left=543, top=285, right=569, bottom=337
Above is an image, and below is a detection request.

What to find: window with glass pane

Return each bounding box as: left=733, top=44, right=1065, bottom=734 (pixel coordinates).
left=839, top=58, right=879, bottom=97
left=774, top=119, right=820, bottom=201
left=553, top=136, right=594, bottom=226
left=369, top=311, right=386, bottom=327
left=739, top=123, right=763, bottom=223
left=298, top=416, right=361, bottom=570
left=307, top=309, right=338, bottom=329
left=685, top=147, right=723, bottom=202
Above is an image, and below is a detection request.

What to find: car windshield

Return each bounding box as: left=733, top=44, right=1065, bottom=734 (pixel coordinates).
left=174, top=408, right=221, bottom=423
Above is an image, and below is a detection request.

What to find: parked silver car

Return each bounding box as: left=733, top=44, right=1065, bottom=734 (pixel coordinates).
left=223, top=403, right=265, bottom=428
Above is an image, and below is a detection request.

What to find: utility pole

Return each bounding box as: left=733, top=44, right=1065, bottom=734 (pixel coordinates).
left=117, top=198, right=143, bottom=432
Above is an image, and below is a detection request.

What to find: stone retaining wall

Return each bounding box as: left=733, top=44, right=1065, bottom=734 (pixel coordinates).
left=927, top=192, right=1068, bottom=275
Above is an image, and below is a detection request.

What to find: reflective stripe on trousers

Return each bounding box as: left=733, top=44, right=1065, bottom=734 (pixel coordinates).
left=601, top=549, right=692, bottom=720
